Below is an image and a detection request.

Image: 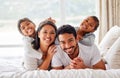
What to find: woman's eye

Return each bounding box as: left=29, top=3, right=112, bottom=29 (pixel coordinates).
left=51, top=32, right=55, bottom=34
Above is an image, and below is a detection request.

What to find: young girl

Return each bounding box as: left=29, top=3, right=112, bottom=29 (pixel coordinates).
left=23, top=20, right=57, bottom=70
left=76, top=16, right=99, bottom=46
left=18, top=18, right=43, bottom=60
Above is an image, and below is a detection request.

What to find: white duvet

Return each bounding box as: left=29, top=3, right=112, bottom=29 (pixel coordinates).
left=0, top=69, right=120, bottom=78
left=0, top=57, right=120, bottom=78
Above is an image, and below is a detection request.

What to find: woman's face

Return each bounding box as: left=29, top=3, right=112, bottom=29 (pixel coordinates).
left=38, top=25, right=56, bottom=46
left=20, top=21, right=35, bottom=36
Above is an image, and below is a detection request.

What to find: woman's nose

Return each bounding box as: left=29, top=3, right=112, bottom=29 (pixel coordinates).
left=46, top=33, right=51, bottom=37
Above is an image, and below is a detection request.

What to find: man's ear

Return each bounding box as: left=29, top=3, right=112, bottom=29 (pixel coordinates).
left=75, top=37, right=79, bottom=43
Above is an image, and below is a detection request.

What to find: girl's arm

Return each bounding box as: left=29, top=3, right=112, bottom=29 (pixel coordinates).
left=23, top=36, right=42, bottom=59
left=79, top=33, right=95, bottom=46
left=23, top=56, right=38, bottom=70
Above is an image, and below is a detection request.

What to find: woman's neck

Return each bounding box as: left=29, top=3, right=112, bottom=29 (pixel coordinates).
left=40, top=44, right=49, bottom=54
left=39, top=44, right=49, bottom=60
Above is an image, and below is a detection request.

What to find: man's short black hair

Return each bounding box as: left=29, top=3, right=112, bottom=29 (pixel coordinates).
left=57, top=24, right=77, bottom=40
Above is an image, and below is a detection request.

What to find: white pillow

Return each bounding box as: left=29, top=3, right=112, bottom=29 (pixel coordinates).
left=104, top=37, right=120, bottom=69
left=99, top=25, right=120, bottom=57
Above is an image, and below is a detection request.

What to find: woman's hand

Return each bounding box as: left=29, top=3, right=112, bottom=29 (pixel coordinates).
left=47, top=44, right=57, bottom=58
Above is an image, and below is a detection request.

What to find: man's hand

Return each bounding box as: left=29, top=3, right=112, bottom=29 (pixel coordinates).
left=70, top=57, right=87, bottom=69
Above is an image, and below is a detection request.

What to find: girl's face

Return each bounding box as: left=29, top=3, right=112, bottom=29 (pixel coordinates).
left=80, top=17, right=97, bottom=33
left=20, top=21, right=35, bottom=36
left=38, top=25, right=56, bottom=46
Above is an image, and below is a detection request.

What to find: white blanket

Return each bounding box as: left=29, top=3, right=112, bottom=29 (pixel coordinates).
left=0, top=57, right=120, bottom=78
left=0, top=69, right=120, bottom=78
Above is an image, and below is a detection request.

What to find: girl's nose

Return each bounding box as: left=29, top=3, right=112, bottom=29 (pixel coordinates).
left=46, top=33, right=51, bottom=37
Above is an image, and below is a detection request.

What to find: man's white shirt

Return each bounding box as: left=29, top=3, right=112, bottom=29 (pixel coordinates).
left=51, top=43, right=101, bottom=68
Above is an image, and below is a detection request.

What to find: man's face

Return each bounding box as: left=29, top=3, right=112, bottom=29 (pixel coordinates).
left=58, top=33, right=78, bottom=55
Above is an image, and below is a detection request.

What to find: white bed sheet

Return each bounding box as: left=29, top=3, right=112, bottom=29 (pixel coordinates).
left=0, top=56, right=24, bottom=73
left=0, top=56, right=120, bottom=78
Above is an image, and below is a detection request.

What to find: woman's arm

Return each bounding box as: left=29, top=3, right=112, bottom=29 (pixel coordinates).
left=38, top=45, right=56, bottom=70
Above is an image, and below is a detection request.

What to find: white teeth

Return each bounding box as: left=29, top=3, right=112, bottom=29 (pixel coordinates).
left=66, top=48, right=72, bottom=52
left=45, top=39, right=51, bottom=41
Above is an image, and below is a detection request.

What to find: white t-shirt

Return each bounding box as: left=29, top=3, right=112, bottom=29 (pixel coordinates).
left=22, top=36, right=43, bottom=70
left=23, top=54, right=43, bottom=70
left=75, top=27, right=95, bottom=46
left=79, top=33, right=95, bottom=46
left=23, top=36, right=42, bottom=59
left=51, top=43, right=101, bottom=68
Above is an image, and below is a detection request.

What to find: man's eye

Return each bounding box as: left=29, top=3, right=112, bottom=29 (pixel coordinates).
left=60, top=42, right=65, bottom=44
left=43, top=32, right=47, bottom=33
left=69, top=40, right=73, bottom=43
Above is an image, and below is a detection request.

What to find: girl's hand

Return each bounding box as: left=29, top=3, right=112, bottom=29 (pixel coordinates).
left=47, top=17, right=56, bottom=24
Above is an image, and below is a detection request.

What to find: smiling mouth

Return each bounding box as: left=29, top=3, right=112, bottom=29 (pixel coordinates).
left=64, top=46, right=74, bottom=53
left=45, top=38, right=52, bottom=43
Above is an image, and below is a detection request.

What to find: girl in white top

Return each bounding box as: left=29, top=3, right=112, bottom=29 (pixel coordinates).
left=18, top=18, right=43, bottom=60
left=23, top=20, right=57, bottom=70
left=76, top=16, right=99, bottom=46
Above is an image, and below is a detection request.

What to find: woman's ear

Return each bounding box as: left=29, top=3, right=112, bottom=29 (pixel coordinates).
left=38, top=32, right=40, bottom=38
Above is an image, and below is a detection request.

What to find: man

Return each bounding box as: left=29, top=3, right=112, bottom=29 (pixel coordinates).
left=51, top=24, right=106, bottom=70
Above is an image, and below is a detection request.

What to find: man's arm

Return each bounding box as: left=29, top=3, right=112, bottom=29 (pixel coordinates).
left=68, top=57, right=106, bottom=70
left=91, top=44, right=106, bottom=70
left=92, top=59, right=106, bottom=70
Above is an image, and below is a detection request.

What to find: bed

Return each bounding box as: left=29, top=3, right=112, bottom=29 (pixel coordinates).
left=0, top=56, right=120, bottom=78
left=0, top=26, right=120, bottom=78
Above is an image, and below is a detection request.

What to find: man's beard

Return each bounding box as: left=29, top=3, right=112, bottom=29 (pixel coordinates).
left=63, top=44, right=78, bottom=55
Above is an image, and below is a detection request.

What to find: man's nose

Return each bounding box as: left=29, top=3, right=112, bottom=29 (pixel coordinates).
left=65, top=42, right=71, bottom=48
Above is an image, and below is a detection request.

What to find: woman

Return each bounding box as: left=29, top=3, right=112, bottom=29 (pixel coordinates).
left=23, top=20, right=57, bottom=70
